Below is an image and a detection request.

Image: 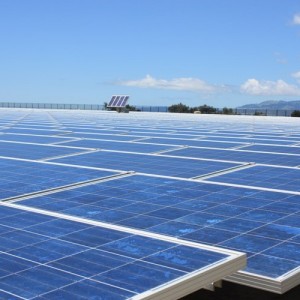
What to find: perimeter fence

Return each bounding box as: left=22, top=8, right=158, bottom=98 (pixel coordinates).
left=0, top=102, right=105, bottom=110
left=233, top=108, right=296, bottom=116
left=0, top=102, right=298, bottom=116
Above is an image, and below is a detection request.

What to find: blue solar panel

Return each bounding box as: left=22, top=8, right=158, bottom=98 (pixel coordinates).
left=0, top=158, right=118, bottom=201
left=128, top=131, right=205, bottom=139
left=1, top=108, right=300, bottom=295
left=112, top=96, right=120, bottom=106
left=242, top=144, right=300, bottom=155
left=107, top=95, right=129, bottom=108
left=52, top=151, right=243, bottom=178
left=165, top=147, right=300, bottom=167
left=116, top=97, right=124, bottom=107
left=0, top=205, right=238, bottom=300
left=64, top=132, right=139, bottom=141
left=61, top=139, right=178, bottom=153
left=0, top=133, right=74, bottom=144
left=206, top=165, right=300, bottom=192
left=141, top=137, right=247, bottom=149
left=65, top=127, right=130, bottom=135
left=108, top=95, right=117, bottom=106
left=0, top=141, right=93, bottom=160
left=16, top=174, right=300, bottom=282
left=200, top=136, right=298, bottom=146
left=2, top=128, right=70, bottom=136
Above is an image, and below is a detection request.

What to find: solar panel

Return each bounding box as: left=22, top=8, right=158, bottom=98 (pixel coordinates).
left=0, top=133, right=74, bottom=144
left=108, top=95, right=117, bottom=106
left=1, top=108, right=300, bottom=295
left=63, top=132, right=139, bottom=141
left=107, top=95, right=129, bottom=108
left=0, top=204, right=245, bottom=299
left=2, top=127, right=71, bottom=135
left=60, top=139, right=179, bottom=154
left=165, top=147, right=300, bottom=167
left=52, top=150, right=243, bottom=178
left=140, top=137, right=248, bottom=149
left=0, top=157, right=119, bottom=201
left=241, top=144, right=300, bottom=155
left=205, top=165, right=300, bottom=193
left=0, top=141, right=94, bottom=160
left=15, top=173, right=300, bottom=293
left=112, top=95, right=120, bottom=106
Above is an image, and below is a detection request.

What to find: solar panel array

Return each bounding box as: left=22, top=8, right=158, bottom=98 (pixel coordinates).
left=107, top=96, right=129, bottom=108
left=1, top=204, right=240, bottom=299
left=1, top=108, right=300, bottom=297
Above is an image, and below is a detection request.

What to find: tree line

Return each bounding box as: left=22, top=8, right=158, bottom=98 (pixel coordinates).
left=168, top=103, right=234, bottom=114
left=103, top=101, right=300, bottom=116
left=168, top=103, right=300, bottom=117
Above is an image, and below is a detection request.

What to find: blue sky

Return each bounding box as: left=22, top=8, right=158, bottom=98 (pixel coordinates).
left=0, top=0, right=300, bottom=108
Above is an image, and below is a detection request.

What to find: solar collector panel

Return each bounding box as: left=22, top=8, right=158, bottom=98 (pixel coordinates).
left=0, top=204, right=243, bottom=300
left=107, top=96, right=117, bottom=107
left=120, top=96, right=129, bottom=107
left=113, top=96, right=120, bottom=106
left=3, top=108, right=300, bottom=295
left=16, top=173, right=300, bottom=292
left=116, top=96, right=125, bottom=107
left=107, top=95, right=129, bottom=108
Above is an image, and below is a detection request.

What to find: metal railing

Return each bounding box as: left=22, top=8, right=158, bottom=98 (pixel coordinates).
left=0, top=102, right=104, bottom=110
left=233, top=108, right=296, bottom=117
left=0, top=102, right=298, bottom=116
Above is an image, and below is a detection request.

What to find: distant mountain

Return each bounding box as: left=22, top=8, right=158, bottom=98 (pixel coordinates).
left=238, top=100, right=300, bottom=110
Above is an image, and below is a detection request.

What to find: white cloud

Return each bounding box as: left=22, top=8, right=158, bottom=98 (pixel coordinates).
left=292, top=13, right=300, bottom=25
left=118, top=74, right=224, bottom=93
left=292, top=71, right=300, bottom=83
left=240, top=78, right=300, bottom=96
left=274, top=52, right=287, bottom=64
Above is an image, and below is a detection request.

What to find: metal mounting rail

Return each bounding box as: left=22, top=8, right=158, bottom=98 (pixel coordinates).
left=39, top=149, right=99, bottom=162
left=192, top=162, right=255, bottom=180
left=2, top=171, right=134, bottom=203
left=151, top=145, right=189, bottom=155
